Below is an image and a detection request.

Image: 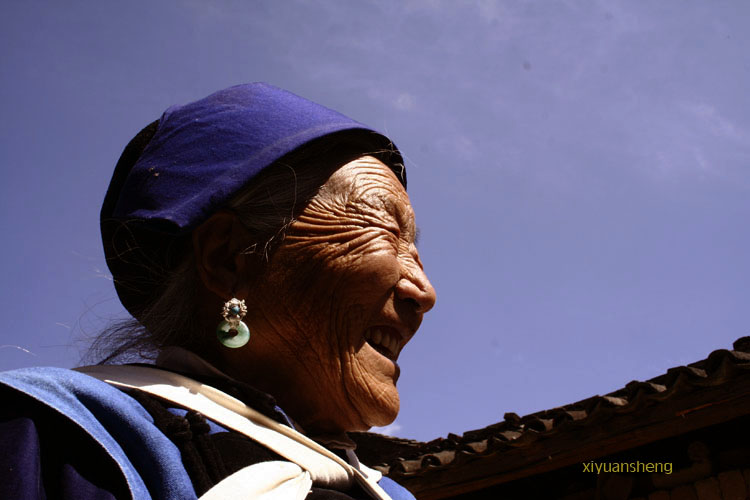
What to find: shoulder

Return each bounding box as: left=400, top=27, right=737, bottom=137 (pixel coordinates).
left=0, top=366, right=196, bottom=500
left=376, top=476, right=417, bottom=500
left=0, top=366, right=147, bottom=419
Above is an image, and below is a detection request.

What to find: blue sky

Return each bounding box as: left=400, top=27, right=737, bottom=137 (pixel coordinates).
left=2, top=1, right=749, bottom=442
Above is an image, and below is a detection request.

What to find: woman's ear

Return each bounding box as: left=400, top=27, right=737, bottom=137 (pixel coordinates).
left=192, top=211, right=254, bottom=299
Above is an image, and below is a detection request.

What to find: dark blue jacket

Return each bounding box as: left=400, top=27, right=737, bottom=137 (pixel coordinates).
left=0, top=367, right=413, bottom=500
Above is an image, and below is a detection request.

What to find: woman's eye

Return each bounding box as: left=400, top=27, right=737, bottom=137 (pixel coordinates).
left=371, top=222, right=400, bottom=239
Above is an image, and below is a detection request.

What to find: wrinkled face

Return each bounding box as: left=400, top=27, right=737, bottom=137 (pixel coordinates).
left=241, top=156, right=436, bottom=435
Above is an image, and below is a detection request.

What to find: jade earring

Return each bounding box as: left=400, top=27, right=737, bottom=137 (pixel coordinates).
left=216, top=298, right=250, bottom=348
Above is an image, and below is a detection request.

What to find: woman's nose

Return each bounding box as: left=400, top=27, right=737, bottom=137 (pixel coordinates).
left=396, top=263, right=436, bottom=314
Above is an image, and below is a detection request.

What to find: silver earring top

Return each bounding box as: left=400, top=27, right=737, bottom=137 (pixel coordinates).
left=222, top=298, right=247, bottom=331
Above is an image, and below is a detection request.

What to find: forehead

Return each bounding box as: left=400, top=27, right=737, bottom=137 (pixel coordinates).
left=325, top=156, right=409, bottom=203
left=299, top=156, right=419, bottom=244
left=321, top=157, right=415, bottom=223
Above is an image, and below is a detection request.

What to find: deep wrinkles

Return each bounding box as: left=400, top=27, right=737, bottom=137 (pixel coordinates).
left=238, top=157, right=425, bottom=433
left=299, top=172, right=404, bottom=427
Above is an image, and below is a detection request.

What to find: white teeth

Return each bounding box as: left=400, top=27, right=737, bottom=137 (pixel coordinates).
left=366, top=327, right=400, bottom=359
left=372, top=328, right=383, bottom=345
left=387, top=335, right=398, bottom=355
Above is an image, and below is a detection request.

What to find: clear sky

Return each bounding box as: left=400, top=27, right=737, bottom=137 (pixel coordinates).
left=2, top=1, right=749, bottom=442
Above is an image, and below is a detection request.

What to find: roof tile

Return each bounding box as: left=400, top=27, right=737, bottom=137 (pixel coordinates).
left=375, top=337, right=750, bottom=478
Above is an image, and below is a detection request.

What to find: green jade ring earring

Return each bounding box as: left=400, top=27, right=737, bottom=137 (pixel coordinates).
left=217, top=298, right=250, bottom=348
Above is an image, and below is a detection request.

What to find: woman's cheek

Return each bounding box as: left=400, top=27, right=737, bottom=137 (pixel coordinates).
left=344, top=246, right=400, bottom=290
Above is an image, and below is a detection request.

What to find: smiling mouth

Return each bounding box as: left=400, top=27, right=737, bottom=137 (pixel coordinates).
left=364, top=327, right=401, bottom=361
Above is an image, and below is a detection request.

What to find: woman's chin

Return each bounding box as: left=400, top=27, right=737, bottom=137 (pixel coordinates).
left=358, top=382, right=400, bottom=429
left=313, top=389, right=399, bottom=434
left=349, top=343, right=402, bottom=428
left=366, top=407, right=399, bottom=429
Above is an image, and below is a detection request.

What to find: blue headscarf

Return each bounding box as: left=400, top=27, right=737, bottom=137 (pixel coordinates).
left=101, top=83, right=405, bottom=316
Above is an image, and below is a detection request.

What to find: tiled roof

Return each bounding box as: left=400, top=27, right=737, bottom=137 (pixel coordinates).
left=352, top=337, right=750, bottom=497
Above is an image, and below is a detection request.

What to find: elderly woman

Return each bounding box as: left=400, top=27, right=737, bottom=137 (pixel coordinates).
left=0, top=84, right=435, bottom=499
